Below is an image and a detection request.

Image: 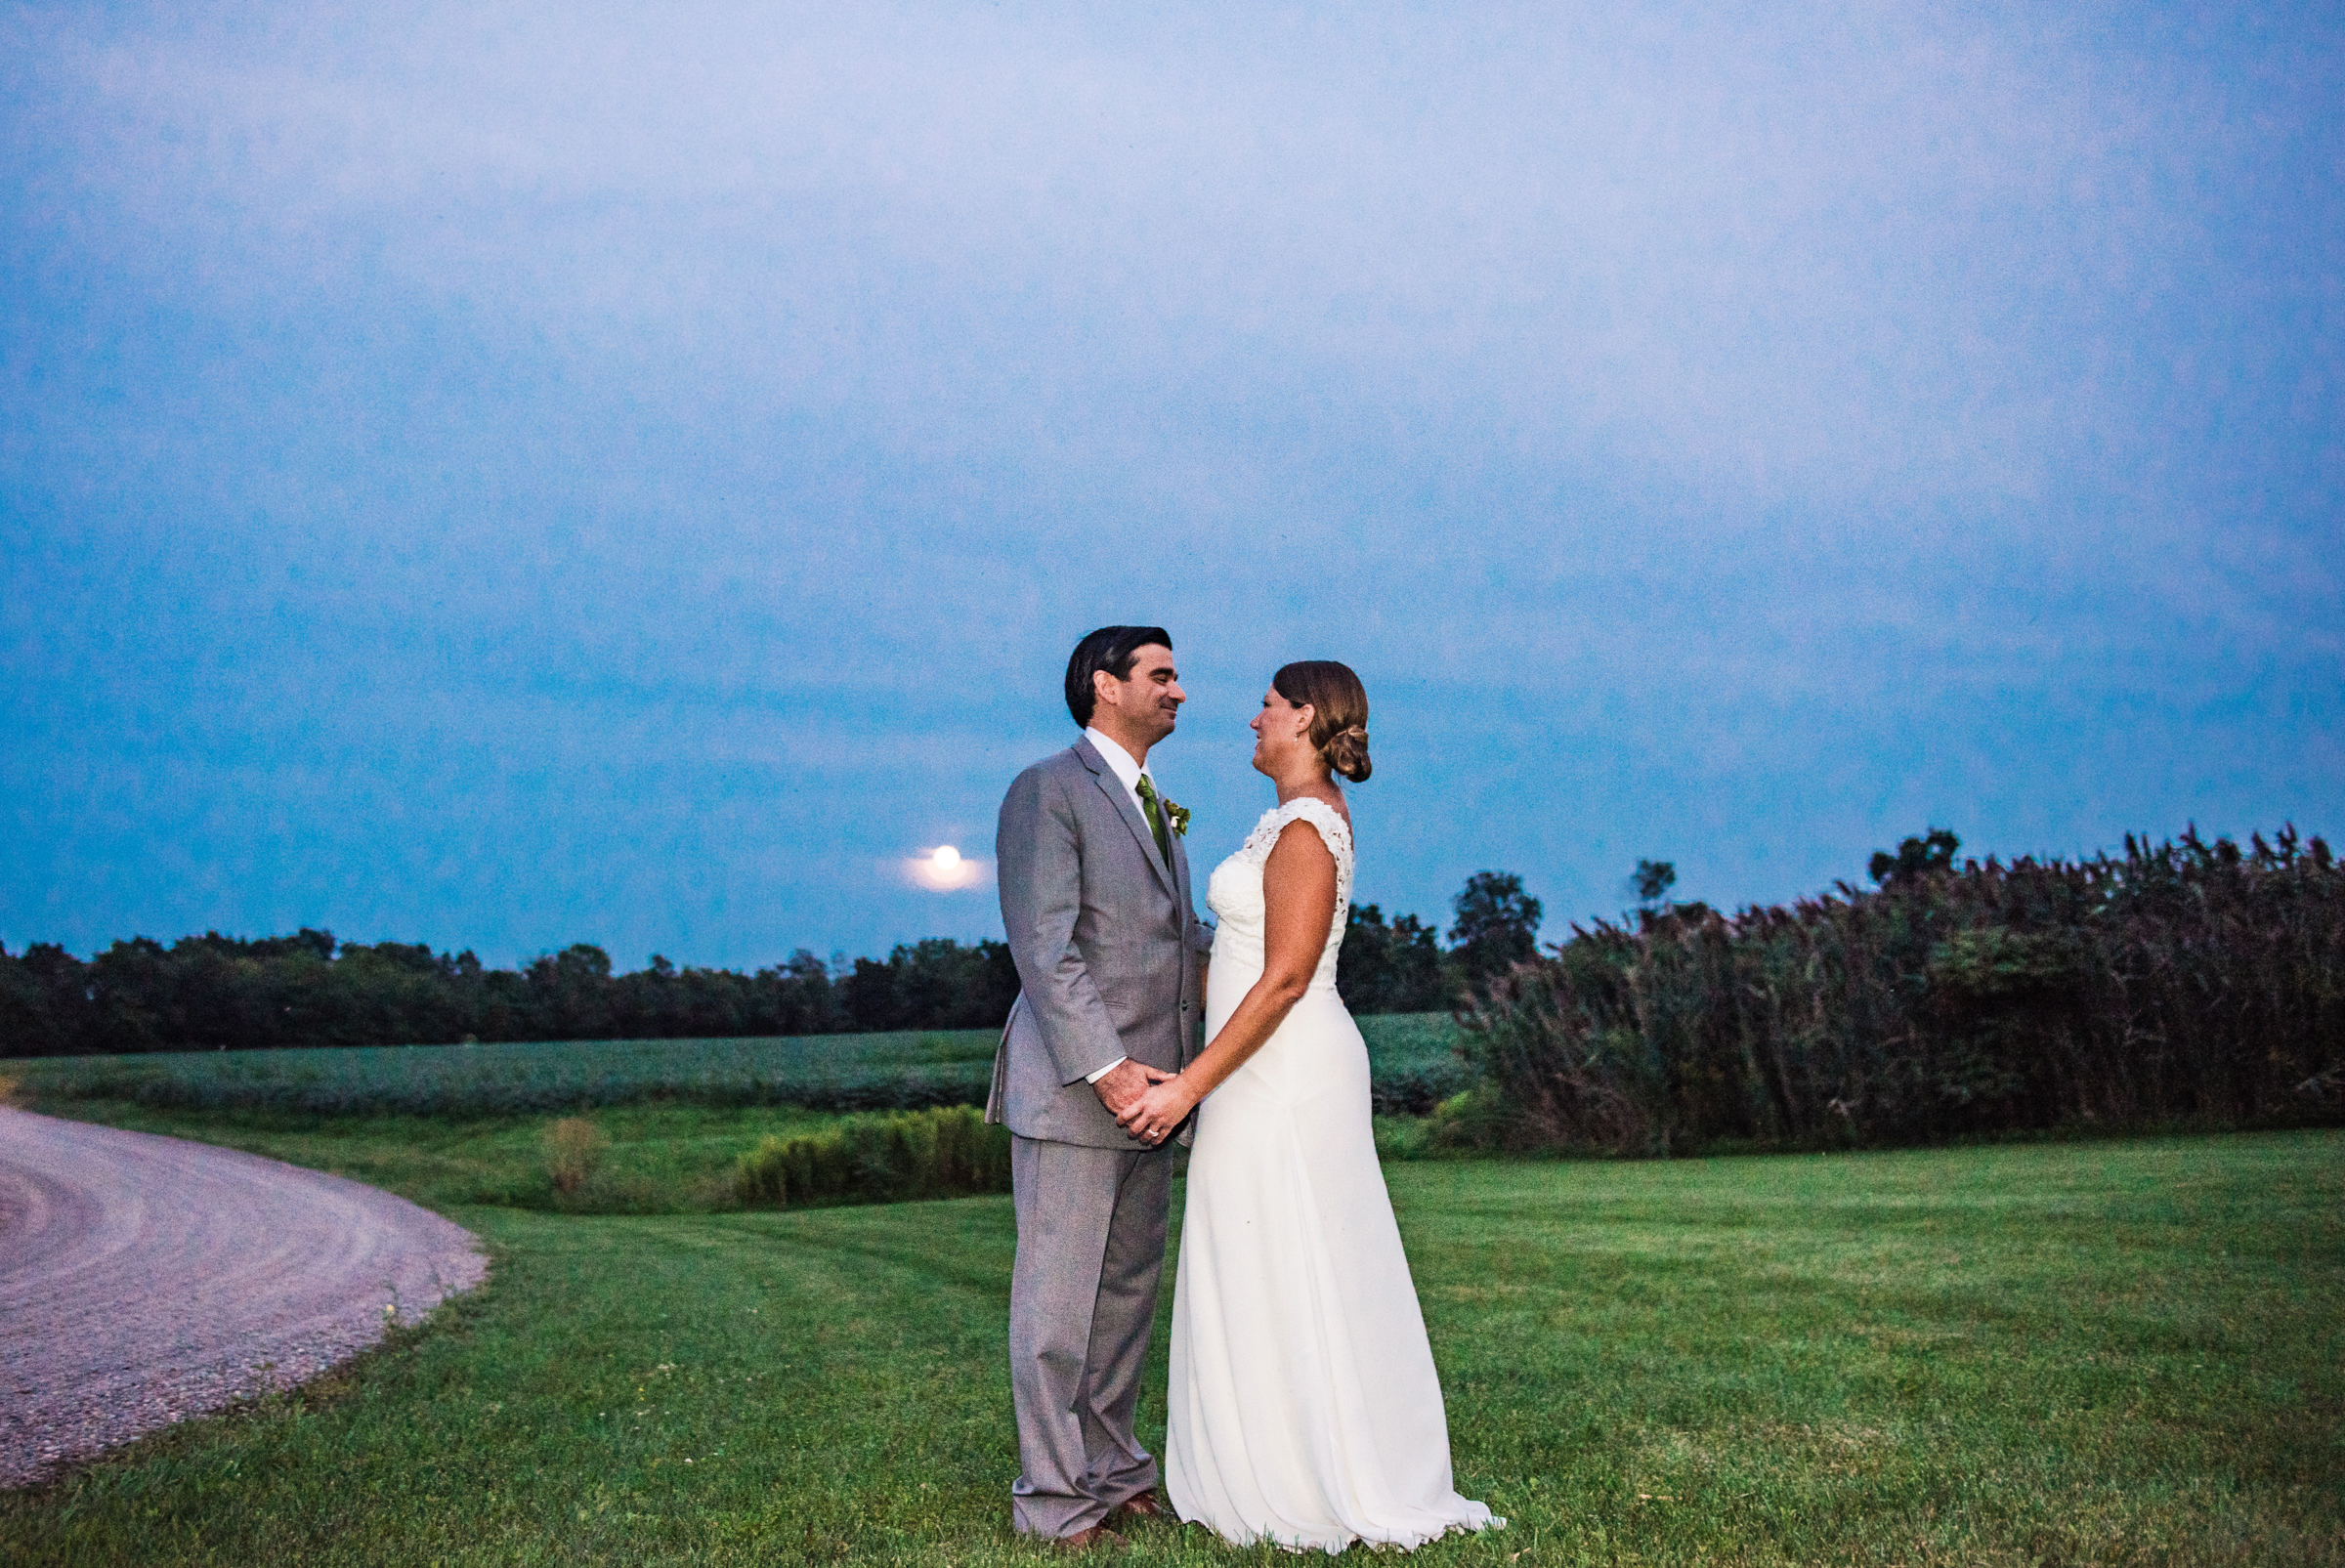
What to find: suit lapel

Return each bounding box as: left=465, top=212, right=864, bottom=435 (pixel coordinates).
left=1075, top=738, right=1177, bottom=900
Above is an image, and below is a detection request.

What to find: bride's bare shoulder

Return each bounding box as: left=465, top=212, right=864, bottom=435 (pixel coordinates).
left=1299, top=788, right=1350, bottom=832
left=1269, top=796, right=1350, bottom=855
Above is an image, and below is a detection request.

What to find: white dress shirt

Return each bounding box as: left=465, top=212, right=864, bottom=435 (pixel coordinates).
left=1079, top=726, right=1166, bottom=1083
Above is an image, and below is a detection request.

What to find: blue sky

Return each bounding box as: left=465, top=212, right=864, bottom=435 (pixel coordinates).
left=4, top=1, right=2339, bottom=968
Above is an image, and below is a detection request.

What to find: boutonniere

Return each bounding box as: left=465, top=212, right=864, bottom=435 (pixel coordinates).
left=1164, top=798, right=1191, bottom=836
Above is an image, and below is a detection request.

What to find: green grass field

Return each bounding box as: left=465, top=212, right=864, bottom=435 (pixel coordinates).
left=25, top=1097, right=1440, bottom=1214
left=2, top=1030, right=1006, bottom=1117
left=2, top=1015, right=1469, bottom=1118
left=38, top=1098, right=886, bottom=1212
left=5, top=1108, right=2337, bottom=1566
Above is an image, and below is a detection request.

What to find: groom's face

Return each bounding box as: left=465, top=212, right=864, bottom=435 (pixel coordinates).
left=1095, top=644, right=1185, bottom=745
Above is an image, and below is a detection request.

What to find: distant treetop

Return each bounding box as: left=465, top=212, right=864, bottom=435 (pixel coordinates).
left=1870, top=827, right=1961, bottom=888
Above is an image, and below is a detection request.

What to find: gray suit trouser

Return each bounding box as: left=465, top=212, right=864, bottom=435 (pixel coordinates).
left=1008, top=1133, right=1173, bottom=1537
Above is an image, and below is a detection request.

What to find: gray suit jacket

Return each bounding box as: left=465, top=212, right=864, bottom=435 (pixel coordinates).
left=987, top=737, right=1215, bottom=1147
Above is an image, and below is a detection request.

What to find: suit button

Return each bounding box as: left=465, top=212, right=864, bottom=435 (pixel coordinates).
left=1180, top=1001, right=1190, bottom=1011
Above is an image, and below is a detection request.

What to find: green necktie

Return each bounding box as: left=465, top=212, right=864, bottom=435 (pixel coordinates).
left=1134, top=775, right=1172, bottom=867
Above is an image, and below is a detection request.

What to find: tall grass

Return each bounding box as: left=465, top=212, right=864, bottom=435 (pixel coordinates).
left=1468, top=825, right=2345, bottom=1153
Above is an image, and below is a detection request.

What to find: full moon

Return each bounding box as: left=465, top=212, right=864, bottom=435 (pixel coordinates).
left=932, top=845, right=961, bottom=871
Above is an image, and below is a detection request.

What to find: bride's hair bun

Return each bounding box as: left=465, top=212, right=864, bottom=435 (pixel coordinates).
left=1271, top=661, right=1373, bottom=784
left=1325, top=724, right=1372, bottom=784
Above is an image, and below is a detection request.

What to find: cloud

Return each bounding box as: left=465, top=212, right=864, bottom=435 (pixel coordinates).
left=2, top=0, right=2338, bottom=964
left=21, top=0, right=2290, bottom=510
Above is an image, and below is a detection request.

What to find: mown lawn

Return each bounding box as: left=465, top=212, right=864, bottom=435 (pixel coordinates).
left=4, top=1125, right=2338, bottom=1566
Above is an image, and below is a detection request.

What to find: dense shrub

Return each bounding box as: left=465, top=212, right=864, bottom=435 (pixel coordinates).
left=734, top=1105, right=1013, bottom=1208
left=1465, top=826, right=2344, bottom=1154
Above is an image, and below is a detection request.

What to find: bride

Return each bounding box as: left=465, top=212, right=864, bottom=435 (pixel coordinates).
left=1116, top=660, right=1501, bottom=1553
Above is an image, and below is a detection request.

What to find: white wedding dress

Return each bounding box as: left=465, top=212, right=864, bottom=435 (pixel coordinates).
left=1165, top=797, right=1501, bottom=1553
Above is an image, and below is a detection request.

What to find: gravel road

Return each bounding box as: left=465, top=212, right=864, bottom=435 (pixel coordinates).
left=0, top=1107, right=488, bottom=1489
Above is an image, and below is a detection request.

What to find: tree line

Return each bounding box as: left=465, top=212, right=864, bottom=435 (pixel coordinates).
left=0, top=873, right=1537, bottom=1057
left=1459, top=825, right=2345, bottom=1153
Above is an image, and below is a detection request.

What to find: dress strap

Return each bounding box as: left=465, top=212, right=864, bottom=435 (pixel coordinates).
left=1274, top=796, right=1352, bottom=864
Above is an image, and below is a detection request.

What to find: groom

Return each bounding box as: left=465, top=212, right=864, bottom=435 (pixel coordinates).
left=989, top=625, right=1214, bottom=1547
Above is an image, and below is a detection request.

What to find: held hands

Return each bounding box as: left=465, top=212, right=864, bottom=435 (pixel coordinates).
left=1115, top=1069, right=1198, bottom=1146
left=1089, top=1060, right=1192, bottom=1145
left=1089, top=1059, right=1163, bottom=1119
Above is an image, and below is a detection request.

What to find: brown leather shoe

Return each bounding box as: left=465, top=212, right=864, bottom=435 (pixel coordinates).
left=1056, top=1524, right=1130, bottom=1552
left=1106, top=1490, right=1168, bottom=1526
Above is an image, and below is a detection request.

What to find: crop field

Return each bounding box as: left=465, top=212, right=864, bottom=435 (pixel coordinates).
left=4, top=1030, right=1002, bottom=1116
left=3, top=1016, right=1471, bottom=1119
left=5, top=1123, right=2337, bottom=1566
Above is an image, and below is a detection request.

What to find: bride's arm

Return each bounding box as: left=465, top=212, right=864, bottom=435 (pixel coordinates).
left=1117, top=820, right=1339, bottom=1144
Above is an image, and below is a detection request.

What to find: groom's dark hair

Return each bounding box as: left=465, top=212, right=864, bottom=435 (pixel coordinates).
left=1065, top=626, right=1173, bottom=728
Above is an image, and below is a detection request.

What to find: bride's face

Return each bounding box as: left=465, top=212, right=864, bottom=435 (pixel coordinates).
left=1249, top=685, right=1315, bottom=778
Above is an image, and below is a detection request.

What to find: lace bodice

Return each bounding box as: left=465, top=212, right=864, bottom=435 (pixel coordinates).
left=1205, top=797, right=1354, bottom=991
